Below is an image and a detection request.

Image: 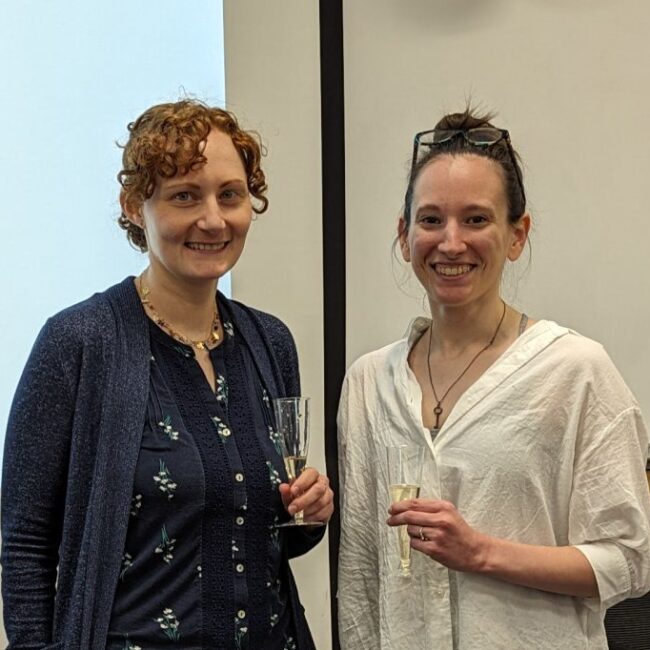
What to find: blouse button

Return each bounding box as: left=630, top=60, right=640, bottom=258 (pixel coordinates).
left=222, top=429, right=231, bottom=437
left=236, top=516, right=245, bottom=526
left=235, top=473, right=244, bottom=482
left=236, top=563, right=245, bottom=573
left=237, top=609, right=246, bottom=619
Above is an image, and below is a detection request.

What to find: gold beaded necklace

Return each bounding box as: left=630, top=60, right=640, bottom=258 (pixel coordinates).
left=136, top=276, right=221, bottom=350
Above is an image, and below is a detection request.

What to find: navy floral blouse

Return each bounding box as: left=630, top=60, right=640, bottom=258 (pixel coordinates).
left=107, top=302, right=297, bottom=650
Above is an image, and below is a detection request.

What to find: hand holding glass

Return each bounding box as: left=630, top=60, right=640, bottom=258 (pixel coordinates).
left=273, top=397, right=325, bottom=527
left=387, top=445, right=424, bottom=577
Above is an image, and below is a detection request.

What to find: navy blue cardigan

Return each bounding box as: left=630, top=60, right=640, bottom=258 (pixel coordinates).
left=1, top=278, right=324, bottom=650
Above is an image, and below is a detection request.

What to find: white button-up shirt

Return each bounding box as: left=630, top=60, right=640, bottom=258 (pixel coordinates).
left=337, top=319, right=650, bottom=649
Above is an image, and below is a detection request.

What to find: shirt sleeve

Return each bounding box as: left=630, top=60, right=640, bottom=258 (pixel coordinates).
left=1, top=317, right=78, bottom=649
left=569, top=405, right=650, bottom=610
left=337, top=370, right=381, bottom=649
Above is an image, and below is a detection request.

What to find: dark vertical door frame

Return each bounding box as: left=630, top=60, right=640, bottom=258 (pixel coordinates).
left=319, top=1, right=345, bottom=649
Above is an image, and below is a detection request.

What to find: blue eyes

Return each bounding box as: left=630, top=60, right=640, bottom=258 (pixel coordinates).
left=418, top=215, right=488, bottom=226
left=169, top=189, right=244, bottom=203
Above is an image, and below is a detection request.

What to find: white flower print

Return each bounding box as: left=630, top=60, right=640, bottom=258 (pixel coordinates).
left=158, top=415, right=179, bottom=441
left=155, top=608, right=180, bottom=641
left=211, top=415, right=232, bottom=441
left=154, top=524, right=176, bottom=563
left=270, top=613, right=279, bottom=629
left=215, top=374, right=228, bottom=404
left=268, top=425, right=284, bottom=456
left=153, top=460, right=177, bottom=500
left=224, top=321, right=234, bottom=338
left=130, top=494, right=143, bottom=517
left=234, top=617, right=248, bottom=650
left=120, top=552, right=133, bottom=581
left=196, top=564, right=202, bottom=579
left=231, top=539, right=239, bottom=559
left=283, top=635, right=297, bottom=650
left=266, top=461, right=282, bottom=488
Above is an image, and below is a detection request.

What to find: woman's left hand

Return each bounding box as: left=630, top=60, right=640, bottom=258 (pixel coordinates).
left=280, top=467, right=334, bottom=524
left=387, top=498, right=489, bottom=573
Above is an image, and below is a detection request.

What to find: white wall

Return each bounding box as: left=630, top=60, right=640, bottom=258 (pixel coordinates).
left=223, top=1, right=332, bottom=648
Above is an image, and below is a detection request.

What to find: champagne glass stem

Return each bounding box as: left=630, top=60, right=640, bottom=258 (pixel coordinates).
left=387, top=446, right=425, bottom=578
left=399, top=524, right=412, bottom=575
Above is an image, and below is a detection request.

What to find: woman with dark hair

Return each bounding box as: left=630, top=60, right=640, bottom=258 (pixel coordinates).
left=2, top=99, right=333, bottom=650
left=337, top=108, right=650, bottom=649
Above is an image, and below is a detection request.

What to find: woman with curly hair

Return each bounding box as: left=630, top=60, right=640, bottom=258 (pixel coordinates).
left=2, top=99, right=333, bottom=650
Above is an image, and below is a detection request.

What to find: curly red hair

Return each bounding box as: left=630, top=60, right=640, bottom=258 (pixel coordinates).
left=117, top=99, right=268, bottom=251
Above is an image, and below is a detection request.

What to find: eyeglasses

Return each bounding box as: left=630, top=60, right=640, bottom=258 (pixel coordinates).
left=411, top=127, right=526, bottom=212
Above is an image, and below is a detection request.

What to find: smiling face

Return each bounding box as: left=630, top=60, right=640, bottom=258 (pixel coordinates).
left=123, top=129, right=252, bottom=287
left=399, top=153, right=529, bottom=310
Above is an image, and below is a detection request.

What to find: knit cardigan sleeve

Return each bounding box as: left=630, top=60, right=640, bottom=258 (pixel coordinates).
left=254, top=310, right=301, bottom=398
left=251, top=309, right=326, bottom=558
left=1, top=315, right=82, bottom=649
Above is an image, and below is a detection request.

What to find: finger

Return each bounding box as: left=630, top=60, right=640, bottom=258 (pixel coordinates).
left=290, top=472, right=329, bottom=503
left=387, top=499, right=419, bottom=515
left=305, top=502, right=334, bottom=523
left=407, top=524, right=439, bottom=541
left=386, top=510, right=441, bottom=528
left=388, top=498, right=451, bottom=515
left=279, top=483, right=293, bottom=509
left=410, top=537, right=436, bottom=555
left=386, top=510, right=422, bottom=527
left=288, top=480, right=330, bottom=514
left=406, top=524, right=423, bottom=540
left=303, top=486, right=335, bottom=520
left=290, top=467, right=320, bottom=495
left=302, top=488, right=334, bottom=518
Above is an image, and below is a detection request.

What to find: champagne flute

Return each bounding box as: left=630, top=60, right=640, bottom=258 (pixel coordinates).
left=273, top=396, right=325, bottom=527
left=387, top=445, right=425, bottom=577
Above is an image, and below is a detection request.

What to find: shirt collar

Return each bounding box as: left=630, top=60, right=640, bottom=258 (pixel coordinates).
left=405, top=316, right=431, bottom=349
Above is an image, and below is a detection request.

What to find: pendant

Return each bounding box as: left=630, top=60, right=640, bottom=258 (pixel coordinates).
left=433, top=404, right=443, bottom=430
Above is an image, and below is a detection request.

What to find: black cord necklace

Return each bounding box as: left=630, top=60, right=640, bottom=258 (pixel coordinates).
left=427, top=300, right=507, bottom=436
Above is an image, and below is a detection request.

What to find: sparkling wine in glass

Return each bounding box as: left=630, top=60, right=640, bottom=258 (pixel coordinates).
left=387, top=445, right=425, bottom=577
left=273, top=396, right=324, bottom=527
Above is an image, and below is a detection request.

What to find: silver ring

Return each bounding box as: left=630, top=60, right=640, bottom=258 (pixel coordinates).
left=418, top=526, right=427, bottom=541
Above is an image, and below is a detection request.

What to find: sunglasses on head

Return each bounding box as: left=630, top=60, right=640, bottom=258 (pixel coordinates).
left=410, top=127, right=526, bottom=212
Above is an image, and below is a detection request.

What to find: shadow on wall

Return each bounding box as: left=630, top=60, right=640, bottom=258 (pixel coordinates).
left=387, top=0, right=508, bottom=33
left=389, top=0, right=613, bottom=34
